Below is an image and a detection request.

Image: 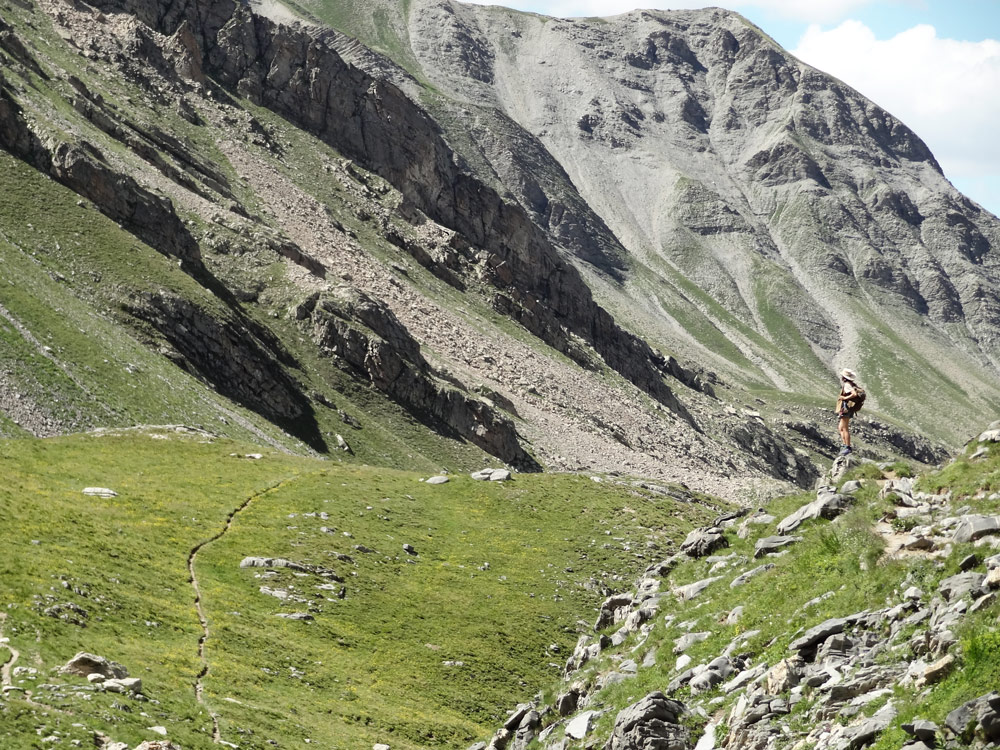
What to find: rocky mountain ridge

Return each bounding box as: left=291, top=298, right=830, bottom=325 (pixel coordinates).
left=303, top=0, right=1000, bottom=450
left=0, top=0, right=946, bottom=495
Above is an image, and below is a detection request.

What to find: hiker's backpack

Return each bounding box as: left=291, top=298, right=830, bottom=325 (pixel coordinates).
left=845, top=386, right=866, bottom=414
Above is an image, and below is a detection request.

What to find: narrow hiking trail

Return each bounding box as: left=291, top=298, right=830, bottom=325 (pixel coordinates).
left=0, top=611, right=65, bottom=714
left=0, top=611, right=19, bottom=690
left=188, top=476, right=304, bottom=744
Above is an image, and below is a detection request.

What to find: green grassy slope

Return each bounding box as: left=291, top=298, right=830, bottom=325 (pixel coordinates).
left=0, top=432, right=719, bottom=749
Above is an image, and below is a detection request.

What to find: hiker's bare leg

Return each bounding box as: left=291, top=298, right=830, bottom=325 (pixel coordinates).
left=838, top=416, right=851, bottom=447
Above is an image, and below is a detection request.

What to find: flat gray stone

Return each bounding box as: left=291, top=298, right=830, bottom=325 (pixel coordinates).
left=673, top=631, right=711, bottom=654
left=425, top=476, right=449, bottom=485
left=953, top=515, right=1000, bottom=543
left=565, top=709, right=599, bottom=740
left=731, top=563, right=774, bottom=588
left=674, top=576, right=721, bottom=600
left=754, top=535, right=801, bottom=558
left=82, top=487, right=117, bottom=497
left=788, top=617, right=848, bottom=653
left=938, top=571, right=986, bottom=601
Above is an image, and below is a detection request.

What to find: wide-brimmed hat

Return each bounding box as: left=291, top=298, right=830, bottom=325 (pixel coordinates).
left=840, top=368, right=858, bottom=382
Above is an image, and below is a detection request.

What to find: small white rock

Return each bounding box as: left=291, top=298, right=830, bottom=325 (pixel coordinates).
left=82, top=487, right=117, bottom=498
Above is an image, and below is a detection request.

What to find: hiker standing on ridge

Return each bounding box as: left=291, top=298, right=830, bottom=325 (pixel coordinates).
left=836, top=368, right=865, bottom=456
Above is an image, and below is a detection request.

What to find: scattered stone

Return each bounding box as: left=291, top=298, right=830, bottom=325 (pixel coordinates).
left=737, top=511, right=776, bottom=538
left=60, top=653, right=128, bottom=680
left=938, top=571, right=985, bottom=601
left=674, top=632, right=711, bottom=654
left=104, top=677, right=142, bottom=694
left=425, top=476, right=450, bottom=485
left=922, top=654, right=955, bottom=685
left=959, top=554, right=980, bottom=571
left=403, top=544, right=417, bottom=555
left=240, top=557, right=343, bottom=581
left=82, top=487, right=117, bottom=498
left=260, top=586, right=289, bottom=600
left=472, top=468, right=512, bottom=481
left=565, top=710, right=599, bottom=740
left=43, top=601, right=89, bottom=626
left=595, top=593, right=634, bottom=631
left=777, top=492, right=851, bottom=534
left=275, top=612, right=314, bottom=620
left=335, top=434, right=352, bottom=454
left=556, top=689, right=580, bottom=716
left=766, top=657, right=803, bottom=694
left=674, top=576, right=722, bottom=601
left=986, top=567, right=1000, bottom=589
left=680, top=527, right=728, bottom=558
left=953, top=515, right=1000, bottom=544
left=788, top=617, right=849, bottom=655
left=754, top=535, right=801, bottom=558
left=901, top=720, right=939, bottom=747
left=730, top=564, right=774, bottom=588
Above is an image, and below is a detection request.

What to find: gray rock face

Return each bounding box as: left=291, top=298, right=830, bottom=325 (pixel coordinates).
left=127, top=290, right=316, bottom=432
left=604, top=692, right=689, bottom=750
left=329, top=0, right=1000, bottom=453
left=680, top=527, right=728, bottom=558
left=938, top=572, right=985, bottom=601
left=298, top=287, right=537, bottom=469
left=788, top=617, right=849, bottom=654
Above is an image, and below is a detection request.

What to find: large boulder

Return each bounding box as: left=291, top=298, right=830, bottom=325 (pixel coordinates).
left=59, top=653, right=128, bottom=680
left=680, top=527, right=728, bottom=558
left=604, top=692, right=689, bottom=750
left=952, top=515, right=1000, bottom=543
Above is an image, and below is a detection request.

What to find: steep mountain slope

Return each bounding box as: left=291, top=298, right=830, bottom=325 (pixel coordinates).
left=298, top=0, right=1000, bottom=449
left=1, top=0, right=926, bottom=495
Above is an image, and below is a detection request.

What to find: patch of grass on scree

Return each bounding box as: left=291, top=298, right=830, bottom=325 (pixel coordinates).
left=0, top=433, right=718, bottom=750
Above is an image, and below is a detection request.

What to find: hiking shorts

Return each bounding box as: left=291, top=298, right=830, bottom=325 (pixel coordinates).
left=839, top=410, right=854, bottom=420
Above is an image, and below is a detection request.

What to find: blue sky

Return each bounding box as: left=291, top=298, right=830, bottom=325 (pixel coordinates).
left=464, top=0, right=1000, bottom=218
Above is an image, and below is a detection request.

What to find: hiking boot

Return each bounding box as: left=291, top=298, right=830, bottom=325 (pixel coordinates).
left=839, top=446, right=852, bottom=456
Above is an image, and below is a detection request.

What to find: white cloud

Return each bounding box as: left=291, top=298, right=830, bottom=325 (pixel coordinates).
left=792, top=21, right=1000, bottom=182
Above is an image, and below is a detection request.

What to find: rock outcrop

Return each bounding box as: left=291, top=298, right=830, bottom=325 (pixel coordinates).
left=324, top=0, right=1000, bottom=449
left=296, top=287, right=536, bottom=468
